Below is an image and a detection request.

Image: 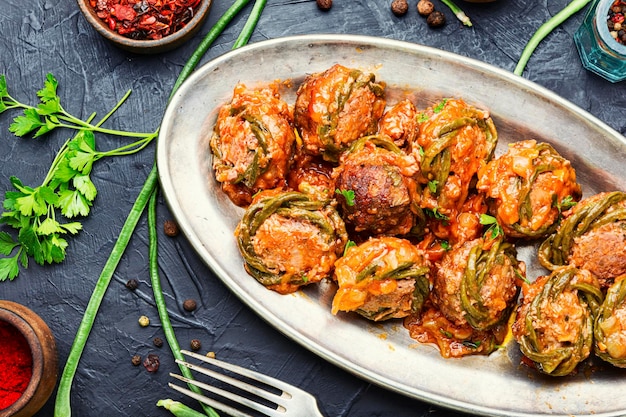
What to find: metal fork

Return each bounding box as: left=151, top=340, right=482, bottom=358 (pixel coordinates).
left=169, top=349, right=324, bottom=417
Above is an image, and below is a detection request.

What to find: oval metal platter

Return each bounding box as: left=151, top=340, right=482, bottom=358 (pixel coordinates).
left=157, top=34, right=626, bottom=417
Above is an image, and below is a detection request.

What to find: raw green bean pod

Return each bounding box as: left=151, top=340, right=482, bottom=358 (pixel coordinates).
left=515, top=266, right=603, bottom=376
left=236, top=191, right=347, bottom=289
left=460, top=238, right=522, bottom=330
left=538, top=191, right=626, bottom=271
left=594, top=277, right=626, bottom=367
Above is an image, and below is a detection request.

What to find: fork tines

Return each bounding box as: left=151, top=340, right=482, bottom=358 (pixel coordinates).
left=169, top=349, right=293, bottom=417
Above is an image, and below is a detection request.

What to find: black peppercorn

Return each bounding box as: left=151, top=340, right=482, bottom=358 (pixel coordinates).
left=153, top=337, right=164, bottom=348
left=391, top=0, right=408, bottom=16
left=183, top=299, right=197, bottom=312
left=125, top=279, right=139, bottom=291
left=190, top=339, right=202, bottom=351
left=427, top=10, right=446, bottom=27
left=131, top=354, right=141, bottom=366
left=163, top=220, right=179, bottom=237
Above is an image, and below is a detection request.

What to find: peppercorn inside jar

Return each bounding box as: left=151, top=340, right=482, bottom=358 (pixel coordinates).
left=607, top=0, right=626, bottom=44
left=574, top=0, right=626, bottom=82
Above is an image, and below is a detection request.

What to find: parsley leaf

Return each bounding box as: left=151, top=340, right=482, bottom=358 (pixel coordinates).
left=335, top=188, right=356, bottom=206
left=479, top=214, right=504, bottom=239
left=433, top=98, right=448, bottom=113
left=427, top=180, right=439, bottom=194
left=0, top=73, right=158, bottom=281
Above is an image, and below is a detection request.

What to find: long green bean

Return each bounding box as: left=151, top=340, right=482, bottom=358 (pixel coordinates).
left=54, top=166, right=159, bottom=417
left=148, top=190, right=220, bottom=417
left=514, top=0, right=592, bottom=76
left=53, top=0, right=267, bottom=415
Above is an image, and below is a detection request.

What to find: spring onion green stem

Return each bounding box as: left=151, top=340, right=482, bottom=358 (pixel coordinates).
left=54, top=166, right=159, bottom=417
left=514, top=0, right=592, bottom=76
left=441, top=0, right=472, bottom=27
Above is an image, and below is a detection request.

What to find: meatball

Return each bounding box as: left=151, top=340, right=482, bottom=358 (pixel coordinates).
left=432, top=237, right=522, bottom=331
left=331, top=236, right=431, bottom=321
left=539, top=191, right=626, bottom=288
left=512, top=266, right=602, bottom=376
left=210, top=82, right=295, bottom=207
left=595, top=276, right=626, bottom=367
left=377, top=99, right=418, bottom=148
left=333, top=136, right=420, bottom=236
left=413, top=98, right=498, bottom=217
left=477, top=140, right=582, bottom=239
left=293, top=64, right=386, bottom=162
left=235, top=190, right=348, bottom=294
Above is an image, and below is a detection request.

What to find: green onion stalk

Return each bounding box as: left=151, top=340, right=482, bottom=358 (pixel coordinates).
left=514, top=0, right=593, bottom=76
left=440, top=0, right=472, bottom=27
left=54, top=0, right=268, bottom=416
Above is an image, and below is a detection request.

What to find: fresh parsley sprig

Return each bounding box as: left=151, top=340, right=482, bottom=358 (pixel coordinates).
left=0, top=74, right=157, bottom=281
left=479, top=213, right=504, bottom=239
left=1, top=74, right=153, bottom=139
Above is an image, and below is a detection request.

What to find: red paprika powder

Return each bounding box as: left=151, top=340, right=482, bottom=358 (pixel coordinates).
left=0, top=320, right=33, bottom=410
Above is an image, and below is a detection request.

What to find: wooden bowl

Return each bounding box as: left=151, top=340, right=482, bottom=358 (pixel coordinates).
left=75, top=0, right=213, bottom=54
left=0, top=301, right=58, bottom=417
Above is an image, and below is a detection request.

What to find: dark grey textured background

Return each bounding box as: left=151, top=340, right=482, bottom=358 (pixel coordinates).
left=1, top=1, right=625, bottom=416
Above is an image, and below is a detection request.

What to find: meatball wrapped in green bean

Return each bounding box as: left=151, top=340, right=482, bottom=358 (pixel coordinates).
left=413, top=98, right=498, bottom=217
left=432, top=237, right=523, bottom=331
left=210, top=83, right=296, bottom=207
left=512, top=266, right=603, bottom=377
left=235, top=190, right=348, bottom=294
left=594, top=276, right=626, bottom=367
left=331, top=236, right=431, bottom=321
left=477, top=140, right=582, bottom=239
left=538, top=191, right=626, bottom=288
left=293, top=64, right=386, bottom=162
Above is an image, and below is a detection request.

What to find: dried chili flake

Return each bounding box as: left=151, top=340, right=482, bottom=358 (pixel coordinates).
left=89, top=0, right=201, bottom=40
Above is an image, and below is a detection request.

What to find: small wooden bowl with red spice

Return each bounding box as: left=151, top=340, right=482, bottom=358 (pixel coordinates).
left=0, top=300, right=58, bottom=417
left=76, top=0, right=213, bottom=54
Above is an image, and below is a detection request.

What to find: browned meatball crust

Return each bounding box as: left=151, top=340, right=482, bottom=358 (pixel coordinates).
left=293, top=64, right=386, bottom=161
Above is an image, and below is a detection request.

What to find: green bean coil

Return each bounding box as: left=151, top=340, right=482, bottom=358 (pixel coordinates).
left=515, top=266, right=603, bottom=377
left=236, top=191, right=347, bottom=292
left=594, top=277, right=626, bottom=367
